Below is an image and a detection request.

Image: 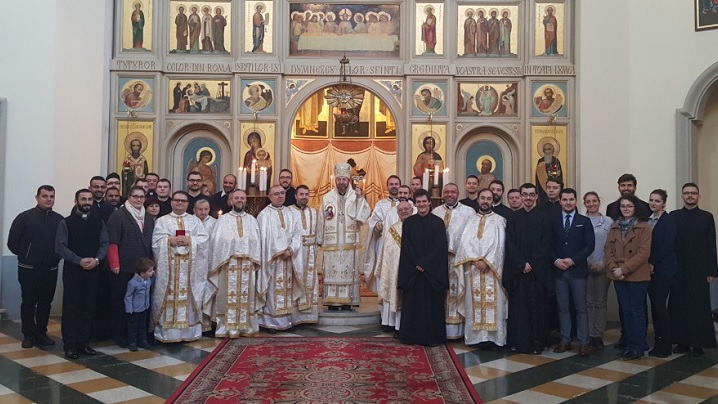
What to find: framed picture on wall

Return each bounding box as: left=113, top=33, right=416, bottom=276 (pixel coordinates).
left=695, top=0, right=718, bottom=31
left=116, top=120, right=154, bottom=196
left=531, top=125, right=567, bottom=204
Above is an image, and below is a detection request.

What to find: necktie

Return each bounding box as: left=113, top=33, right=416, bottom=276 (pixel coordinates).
left=564, top=214, right=571, bottom=235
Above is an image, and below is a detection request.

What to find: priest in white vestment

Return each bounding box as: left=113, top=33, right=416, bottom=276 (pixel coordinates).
left=382, top=185, right=416, bottom=230
left=257, top=186, right=302, bottom=331
left=289, top=185, right=320, bottom=324
left=363, top=176, right=401, bottom=292
left=454, top=189, right=508, bottom=346
left=375, top=201, right=414, bottom=329
left=152, top=191, right=209, bottom=342
left=432, top=183, right=477, bottom=339
left=194, top=198, right=217, bottom=235
left=204, top=190, right=262, bottom=337
left=317, top=163, right=371, bottom=309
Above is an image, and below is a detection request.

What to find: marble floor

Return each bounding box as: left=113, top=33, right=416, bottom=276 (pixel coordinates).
left=0, top=317, right=716, bottom=404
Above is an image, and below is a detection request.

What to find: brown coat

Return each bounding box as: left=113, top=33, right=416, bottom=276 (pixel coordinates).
left=604, top=221, right=652, bottom=282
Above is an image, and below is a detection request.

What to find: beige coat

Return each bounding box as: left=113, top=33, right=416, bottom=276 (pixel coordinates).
left=604, top=221, right=652, bottom=282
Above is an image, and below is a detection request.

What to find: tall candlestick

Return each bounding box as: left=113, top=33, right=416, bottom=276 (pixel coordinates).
left=250, top=159, right=257, bottom=184
left=422, top=169, right=429, bottom=191
left=443, top=168, right=449, bottom=186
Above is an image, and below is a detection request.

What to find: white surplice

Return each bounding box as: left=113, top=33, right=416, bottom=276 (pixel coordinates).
left=257, top=205, right=302, bottom=330
left=454, top=211, right=508, bottom=346
left=363, top=197, right=397, bottom=291
left=151, top=212, right=209, bottom=342
left=204, top=210, right=261, bottom=337
left=375, top=221, right=403, bottom=328
left=432, top=203, right=476, bottom=339
left=288, top=204, right=320, bottom=324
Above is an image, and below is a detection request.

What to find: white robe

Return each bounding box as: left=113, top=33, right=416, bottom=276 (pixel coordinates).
left=317, top=188, right=370, bottom=306
left=204, top=211, right=261, bottom=337
left=363, top=197, right=397, bottom=291
left=375, top=221, right=403, bottom=328
left=152, top=212, right=209, bottom=342
left=200, top=215, right=217, bottom=235
left=257, top=205, right=302, bottom=330
left=288, top=205, right=320, bottom=324
left=432, top=203, right=476, bottom=339
left=454, top=212, right=508, bottom=346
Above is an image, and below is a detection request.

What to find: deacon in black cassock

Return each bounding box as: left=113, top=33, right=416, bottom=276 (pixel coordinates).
left=398, top=190, right=449, bottom=346
left=503, top=183, right=552, bottom=354
left=669, top=183, right=718, bottom=355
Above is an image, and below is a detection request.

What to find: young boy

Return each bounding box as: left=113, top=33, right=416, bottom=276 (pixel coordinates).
left=124, top=257, right=155, bottom=351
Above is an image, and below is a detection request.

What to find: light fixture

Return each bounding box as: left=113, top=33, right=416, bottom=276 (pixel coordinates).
left=325, top=54, right=364, bottom=134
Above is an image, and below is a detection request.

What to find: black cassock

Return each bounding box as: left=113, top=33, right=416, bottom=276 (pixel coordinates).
left=669, top=207, right=718, bottom=349
left=398, top=213, right=449, bottom=346
left=503, top=208, right=552, bottom=353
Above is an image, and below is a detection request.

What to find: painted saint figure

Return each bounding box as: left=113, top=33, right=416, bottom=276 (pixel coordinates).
left=122, top=83, right=144, bottom=109
left=175, top=6, right=188, bottom=51
left=201, top=7, right=214, bottom=52
left=131, top=2, right=145, bottom=49
left=499, top=10, right=512, bottom=56
left=252, top=4, right=267, bottom=53
left=463, top=9, right=477, bottom=56
left=476, top=9, right=488, bottom=55
left=413, top=136, right=443, bottom=177
left=188, top=6, right=201, bottom=52
left=187, top=149, right=218, bottom=195
left=243, top=132, right=272, bottom=188
left=421, top=5, right=437, bottom=55
left=122, top=137, right=149, bottom=196
left=478, top=85, right=496, bottom=116
left=487, top=9, right=500, bottom=55
left=212, top=7, right=226, bottom=52
left=535, top=141, right=564, bottom=204
left=543, top=6, right=559, bottom=55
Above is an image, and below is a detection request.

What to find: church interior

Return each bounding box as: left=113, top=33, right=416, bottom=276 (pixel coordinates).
left=1, top=0, right=718, bottom=402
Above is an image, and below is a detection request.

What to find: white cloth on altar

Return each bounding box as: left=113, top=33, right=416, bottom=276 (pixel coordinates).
left=454, top=212, right=508, bottom=346
left=288, top=205, right=320, bottom=324
left=204, top=210, right=261, bottom=337
left=363, top=197, right=398, bottom=291
left=375, top=221, right=404, bottom=328
left=257, top=205, right=302, bottom=330
left=151, top=212, right=209, bottom=342
left=317, top=187, right=371, bottom=306
left=433, top=203, right=476, bottom=339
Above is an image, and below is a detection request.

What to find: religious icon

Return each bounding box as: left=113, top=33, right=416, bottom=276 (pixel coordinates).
left=118, top=78, right=154, bottom=112
left=531, top=126, right=568, bottom=204
left=186, top=147, right=219, bottom=195
left=168, top=80, right=231, bottom=114
left=535, top=3, right=564, bottom=56
left=695, top=0, right=718, bottom=31
left=532, top=82, right=567, bottom=117
left=131, top=1, right=145, bottom=48
left=465, top=140, right=504, bottom=182
left=212, top=6, right=228, bottom=53
left=411, top=124, right=446, bottom=178
left=241, top=122, right=275, bottom=189
left=457, top=5, right=518, bottom=58
left=122, top=0, right=152, bottom=51
left=413, top=83, right=445, bottom=115
left=116, top=121, right=154, bottom=197
left=241, top=80, right=275, bottom=114
left=417, top=3, right=442, bottom=56
left=457, top=82, right=517, bottom=116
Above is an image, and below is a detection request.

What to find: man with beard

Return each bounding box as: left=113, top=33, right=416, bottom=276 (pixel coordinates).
left=204, top=190, right=262, bottom=337
left=317, top=163, right=371, bottom=310
left=432, top=183, right=475, bottom=340
left=175, top=6, right=188, bottom=51
left=398, top=189, right=448, bottom=346
left=454, top=188, right=508, bottom=347
left=156, top=178, right=172, bottom=217
left=89, top=176, right=115, bottom=223
left=257, top=186, right=301, bottom=332
left=56, top=189, right=108, bottom=359
left=104, top=187, right=122, bottom=209
left=375, top=201, right=414, bottom=331
left=409, top=176, right=422, bottom=195
left=211, top=174, right=236, bottom=216
left=477, top=159, right=497, bottom=190
left=122, top=139, right=148, bottom=197
left=152, top=191, right=209, bottom=342
left=279, top=169, right=297, bottom=207
left=289, top=185, right=320, bottom=325
left=186, top=171, right=213, bottom=213
left=535, top=142, right=563, bottom=205
left=605, top=173, right=651, bottom=221
left=489, top=179, right=512, bottom=219
left=503, top=183, right=551, bottom=354
left=460, top=175, right=480, bottom=212
left=669, top=183, right=718, bottom=357
left=364, top=175, right=401, bottom=294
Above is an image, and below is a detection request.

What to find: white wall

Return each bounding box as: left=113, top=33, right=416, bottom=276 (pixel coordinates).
left=578, top=2, right=718, bottom=210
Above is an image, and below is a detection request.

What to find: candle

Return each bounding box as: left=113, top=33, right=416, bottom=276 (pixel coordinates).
left=241, top=167, right=247, bottom=190
left=422, top=169, right=429, bottom=191
left=259, top=167, right=267, bottom=192
left=433, top=167, right=439, bottom=186
left=330, top=175, right=334, bottom=189
left=250, top=159, right=257, bottom=184
left=443, top=168, right=449, bottom=185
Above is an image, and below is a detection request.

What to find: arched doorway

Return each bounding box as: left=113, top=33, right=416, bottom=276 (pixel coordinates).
left=167, top=124, right=232, bottom=196
left=289, top=84, right=397, bottom=207
left=456, top=127, right=518, bottom=192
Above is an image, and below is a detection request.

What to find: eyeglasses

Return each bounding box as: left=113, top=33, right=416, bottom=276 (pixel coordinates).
left=129, top=195, right=145, bottom=199
left=172, top=199, right=189, bottom=203
left=279, top=176, right=292, bottom=180
left=619, top=205, right=635, bottom=209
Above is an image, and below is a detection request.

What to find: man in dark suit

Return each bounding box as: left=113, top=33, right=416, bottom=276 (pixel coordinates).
left=551, top=188, right=595, bottom=357
left=605, top=173, right=650, bottom=221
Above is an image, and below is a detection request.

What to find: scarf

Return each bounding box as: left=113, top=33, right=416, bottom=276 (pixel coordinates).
left=616, top=216, right=638, bottom=239
left=124, top=200, right=146, bottom=229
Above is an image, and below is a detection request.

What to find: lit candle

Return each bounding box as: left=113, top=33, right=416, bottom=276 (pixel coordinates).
left=433, top=167, right=439, bottom=186
left=241, top=167, right=247, bottom=190
left=250, top=159, right=257, bottom=184
left=422, top=169, right=429, bottom=191
left=330, top=175, right=334, bottom=190
left=259, top=167, right=267, bottom=192
left=443, top=168, right=449, bottom=185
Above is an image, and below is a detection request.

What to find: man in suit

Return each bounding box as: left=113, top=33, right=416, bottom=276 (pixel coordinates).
left=551, top=188, right=595, bottom=356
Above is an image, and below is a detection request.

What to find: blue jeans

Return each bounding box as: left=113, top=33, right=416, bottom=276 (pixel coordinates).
left=614, top=281, right=649, bottom=353
left=555, top=273, right=588, bottom=345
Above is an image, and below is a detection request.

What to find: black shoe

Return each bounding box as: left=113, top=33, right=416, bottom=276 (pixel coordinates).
left=327, top=306, right=340, bottom=311
left=35, top=334, right=55, bottom=347
left=65, top=350, right=80, bottom=360
left=616, top=350, right=630, bottom=359
left=116, top=340, right=128, bottom=348
left=622, top=351, right=643, bottom=361
left=692, top=347, right=704, bottom=357
left=79, top=346, right=98, bottom=356
left=21, top=336, right=34, bottom=349
left=341, top=305, right=352, bottom=311
left=265, top=328, right=277, bottom=334
left=138, top=342, right=151, bottom=349
left=613, top=339, right=626, bottom=350
left=673, top=344, right=690, bottom=354
left=128, top=344, right=138, bottom=352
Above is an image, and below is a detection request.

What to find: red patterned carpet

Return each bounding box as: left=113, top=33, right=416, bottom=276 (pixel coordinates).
left=168, top=337, right=481, bottom=403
